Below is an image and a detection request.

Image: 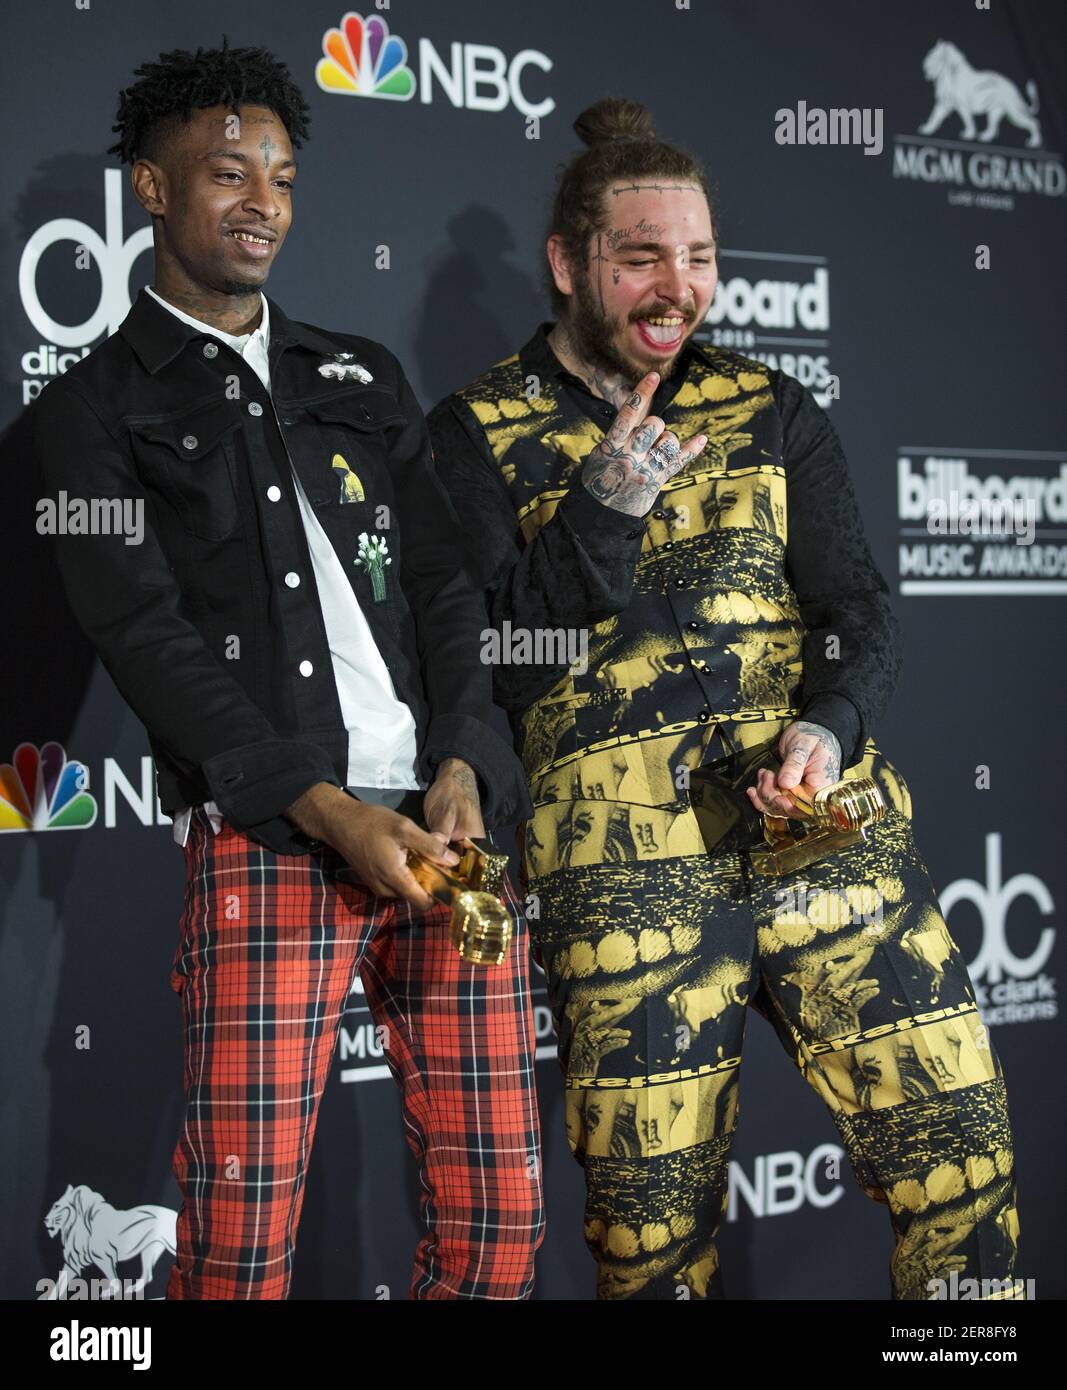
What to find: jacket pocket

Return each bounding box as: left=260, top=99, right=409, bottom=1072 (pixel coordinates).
left=299, top=389, right=407, bottom=617
left=301, top=389, right=404, bottom=506
left=128, top=399, right=244, bottom=542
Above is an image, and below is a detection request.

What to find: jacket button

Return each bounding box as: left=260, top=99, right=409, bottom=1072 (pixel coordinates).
left=697, top=711, right=711, bottom=723
left=652, top=509, right=666, bottom=520
left=267, top=485, right=282, bottom=502
left=687, top=620, right=700, bottom=631
left=248, top=401, right=264, bottom=417
left=299, top=660, right=314, bottom=677
left=674, top=577, right=687, bottom=589
left=662, top=541, right=674, bottom=551
left=202, top=343, right=218, bottom=359
left=285, top=572, right=300, bottom=588
left=182, top=435, right=198, bottom=450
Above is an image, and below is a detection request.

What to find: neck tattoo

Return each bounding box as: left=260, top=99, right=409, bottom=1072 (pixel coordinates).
left=548, top=323, right=633, bottom=409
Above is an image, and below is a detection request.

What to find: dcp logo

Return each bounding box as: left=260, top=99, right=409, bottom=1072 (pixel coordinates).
left=941, top=832, right=1055, bottom=983
left=19, top=170, right=151, bottom=348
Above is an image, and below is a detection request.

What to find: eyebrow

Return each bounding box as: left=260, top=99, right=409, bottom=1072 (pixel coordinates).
left=611, top=239, right=716, bottom=254
left=198, top=148, right=297, bottom=170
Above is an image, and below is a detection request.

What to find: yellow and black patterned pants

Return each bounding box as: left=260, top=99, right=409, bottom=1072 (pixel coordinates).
left=526, top=755, right=1022, bottom=1301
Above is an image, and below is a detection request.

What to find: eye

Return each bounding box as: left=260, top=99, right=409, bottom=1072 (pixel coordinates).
left=273, top=179, right=294, bottom=190
left=626, top=259, right=657, bottom=268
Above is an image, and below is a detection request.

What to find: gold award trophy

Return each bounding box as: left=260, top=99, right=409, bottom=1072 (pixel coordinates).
left=405, top=837, right=513, bottom=964
left=688, top=736, right=886, bottom=877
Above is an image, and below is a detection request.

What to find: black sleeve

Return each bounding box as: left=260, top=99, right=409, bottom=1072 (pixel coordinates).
left=425, top=394, right=645, bottom=713
left=384, top=356, right=533, bottom=825
left=34, top=377, right=340, bottom=843
left=777, top=373, right=903, bottom=768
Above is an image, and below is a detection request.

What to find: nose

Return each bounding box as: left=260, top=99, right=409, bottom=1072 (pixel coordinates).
left=655, top=251, right=694, bottom=305
left=242, top=171, right=282, bottom=223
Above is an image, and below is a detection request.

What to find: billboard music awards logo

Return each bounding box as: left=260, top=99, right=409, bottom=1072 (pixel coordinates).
left=696, top=250, right=834, bottom=409
left=892, top=38, right=1065, bottom=210
left=896, top=447, right=1067, bottom=594
left=315, top=10, right=554, bottom=118
left=942, top=833, right=1057, bottom=1029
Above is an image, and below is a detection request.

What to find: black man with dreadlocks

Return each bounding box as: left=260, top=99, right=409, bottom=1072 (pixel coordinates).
left=34, top=41, right=543, bottom=1300
left=427, top=97, right=1022, bottom=1301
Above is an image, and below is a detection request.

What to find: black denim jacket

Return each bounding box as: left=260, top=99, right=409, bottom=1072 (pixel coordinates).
left=34, top=289, right=533, bottom=854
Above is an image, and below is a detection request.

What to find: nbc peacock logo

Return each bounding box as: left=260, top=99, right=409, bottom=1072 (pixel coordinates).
left=0, top=741, right=97, bottom=833
left=316, top=12, right=415, bottom=100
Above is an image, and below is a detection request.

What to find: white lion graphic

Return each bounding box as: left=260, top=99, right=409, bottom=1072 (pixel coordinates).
left=43, top=1183, right=176, bottom=1299
left=920, top=39, right=1041, bottom=147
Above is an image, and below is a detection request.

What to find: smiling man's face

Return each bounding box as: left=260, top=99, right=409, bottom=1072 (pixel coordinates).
left=554, top=182, right=718, bottom=382
left=134, top=103, right=295, bottom=296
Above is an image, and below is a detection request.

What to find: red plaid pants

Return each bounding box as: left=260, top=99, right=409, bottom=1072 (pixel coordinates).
left=166, top=807, right=545, bottom=1299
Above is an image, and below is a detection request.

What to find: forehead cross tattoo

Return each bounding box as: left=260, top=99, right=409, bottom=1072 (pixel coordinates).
left=259, top=134, right=276, bottom=170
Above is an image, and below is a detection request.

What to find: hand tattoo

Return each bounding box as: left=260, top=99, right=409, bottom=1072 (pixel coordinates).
left=791, top=720, right=842, bottom=782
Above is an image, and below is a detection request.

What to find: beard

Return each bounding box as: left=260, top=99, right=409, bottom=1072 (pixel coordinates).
left=567, top=262, right=696, bottom=385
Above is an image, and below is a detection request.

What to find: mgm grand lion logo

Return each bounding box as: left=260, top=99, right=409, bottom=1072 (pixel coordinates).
left=920, top=39, right=1041, bottom=148
left=39, top=1183, right=177, bottom=1299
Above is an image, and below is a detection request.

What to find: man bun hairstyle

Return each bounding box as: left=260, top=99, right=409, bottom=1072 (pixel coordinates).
left=546, top=97, right=719, bottom=315
left=109, top=37, right=311, bottom=164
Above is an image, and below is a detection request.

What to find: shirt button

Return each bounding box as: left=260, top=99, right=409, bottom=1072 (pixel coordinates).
left=202, top=343, right=218, bottom=359
left=267, top=485, right=282, bottom=502
left=285, top=572, right=300, bottom=588
left=182, top=435, right=198, bottom=450
left=248, top=401, right=264, bottom=417
left=298, top=660, right=314, bottom=677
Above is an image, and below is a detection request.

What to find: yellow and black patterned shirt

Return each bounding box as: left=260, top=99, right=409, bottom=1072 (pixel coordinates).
left=427, top=323, right=901, bottom=863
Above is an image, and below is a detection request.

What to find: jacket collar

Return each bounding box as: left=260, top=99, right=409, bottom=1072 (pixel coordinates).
left=119, top=286, right=342, bottom=375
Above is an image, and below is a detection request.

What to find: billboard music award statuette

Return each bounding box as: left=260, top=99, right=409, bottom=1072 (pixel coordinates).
left=406, top=837, right=513, bottom=964
left=689, top=737, right=887, bottom=877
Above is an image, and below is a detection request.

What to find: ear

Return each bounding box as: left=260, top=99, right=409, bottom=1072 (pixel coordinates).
left=131, top=159, right=166, bottom=218
left=546, top=234, right=576, bottom=300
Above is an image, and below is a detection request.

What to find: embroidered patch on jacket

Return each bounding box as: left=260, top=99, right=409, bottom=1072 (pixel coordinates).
left=318, top=352, right=374, bottom=383
left=332, top=453, right=365, bottom=503
left=354, top=532, right=390, bottom=601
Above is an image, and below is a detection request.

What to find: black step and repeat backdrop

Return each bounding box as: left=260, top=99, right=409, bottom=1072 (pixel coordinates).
left=2, top=0, right=1064, bottom=1301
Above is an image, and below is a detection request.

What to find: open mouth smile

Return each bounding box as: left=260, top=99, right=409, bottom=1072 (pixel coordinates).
left=635, top=315, right=687, bottom=350
left=227, top=228, right=276, bottom=257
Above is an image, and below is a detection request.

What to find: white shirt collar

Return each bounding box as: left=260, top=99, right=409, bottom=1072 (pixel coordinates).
left=145, top=285, right=270, bottom=353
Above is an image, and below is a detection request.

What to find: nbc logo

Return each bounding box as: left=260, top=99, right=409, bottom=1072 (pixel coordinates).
left=315, top=11, right=554, bottom=118
left=0, top=742, right=97, bottom=832
left=317, top=11, right=414, bottom=100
